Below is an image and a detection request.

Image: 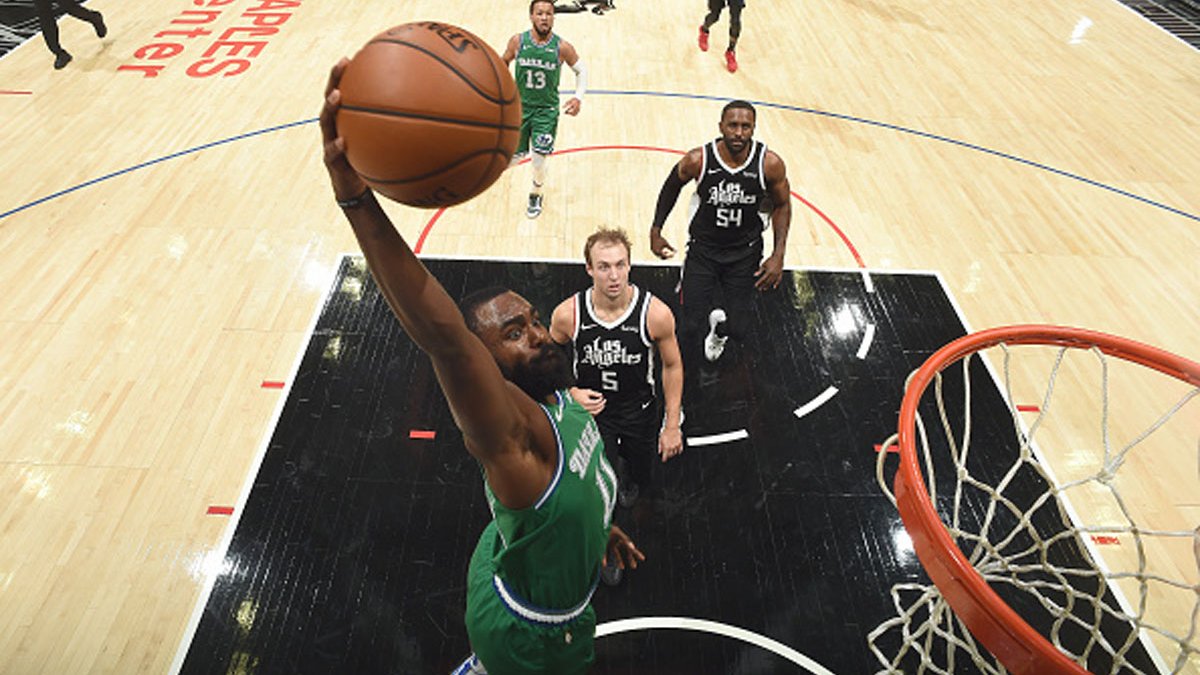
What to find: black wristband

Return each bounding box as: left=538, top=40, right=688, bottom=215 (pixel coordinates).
left=337, top=187, right=372, bottom=209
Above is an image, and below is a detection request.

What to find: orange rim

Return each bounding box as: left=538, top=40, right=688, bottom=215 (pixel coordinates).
left=894, top=325, right=1200, bottom=675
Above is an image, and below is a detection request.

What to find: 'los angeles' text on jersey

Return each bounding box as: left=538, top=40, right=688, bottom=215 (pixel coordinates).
left=571, top=286, right=655, bottom=412
left=579, top=337, right=643, bottom=368
left=687, top=139, right=770, bottom=250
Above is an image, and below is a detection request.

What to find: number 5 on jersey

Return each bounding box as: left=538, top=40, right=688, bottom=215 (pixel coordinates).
left=601, top=370, right=618, bottom=391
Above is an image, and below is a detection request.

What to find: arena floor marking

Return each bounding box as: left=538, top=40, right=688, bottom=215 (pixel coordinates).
left=686, top=429, right=749, bottom=447
left=0, top=118, right=316, bottom=220
left=793, top=385, right=840, bottom=419
left=166, top=260, right=332, bottom=675
left=586, top=89, right=1200, bottom=223
left=417, top=144, right=863, bottom=267
left=6, top=92, right=1195, bottom=225
left=595, top=616, right=838, bottom=675
left=856, top=323, right=877, bottom=360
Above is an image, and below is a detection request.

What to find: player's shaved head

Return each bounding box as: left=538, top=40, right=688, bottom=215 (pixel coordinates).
left=721, top=99, right=756, bottom=123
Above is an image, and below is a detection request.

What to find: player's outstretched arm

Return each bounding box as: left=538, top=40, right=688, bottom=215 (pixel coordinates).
left=321, top=59, right=369, bottom=205
left=322, top=60, right=544, bottom=505
left=322, top=60, right=495, bottom=365
left=647, top=297, right=683, bottom=461
left=754, top=151, right=792, bottom=291
left=650, top=149, right=702, bottom=259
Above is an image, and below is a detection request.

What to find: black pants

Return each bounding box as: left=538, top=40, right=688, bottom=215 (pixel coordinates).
left=675, top=241, right=760, bottom=410
left=596, top=401, right=658, bottom=495
left=679, top=241, right=760, bottom=351
left=703, top=0, right=745, bottom=43
left=33, top=0, right=100, bottom=55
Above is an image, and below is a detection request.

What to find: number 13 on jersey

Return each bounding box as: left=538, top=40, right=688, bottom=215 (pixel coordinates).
left=525, top=70, right=547, bottom=90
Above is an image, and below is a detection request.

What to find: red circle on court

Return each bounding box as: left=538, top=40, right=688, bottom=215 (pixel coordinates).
left=412, top=145, right=863, bottom=268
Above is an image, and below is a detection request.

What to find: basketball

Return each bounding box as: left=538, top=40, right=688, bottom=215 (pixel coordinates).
left=336, top=22, right=521, bottom=208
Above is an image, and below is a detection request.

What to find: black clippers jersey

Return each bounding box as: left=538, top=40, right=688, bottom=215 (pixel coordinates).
left=687, top=138, right=769, bottom=251
left=572, top=285, right=655, bottom=411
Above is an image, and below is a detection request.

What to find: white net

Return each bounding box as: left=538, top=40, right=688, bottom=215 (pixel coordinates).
left=868, top=340, right=1200, bottom=674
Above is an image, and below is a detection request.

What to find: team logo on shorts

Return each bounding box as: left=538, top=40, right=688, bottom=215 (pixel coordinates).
left=534, top=133, right=555, bottom=152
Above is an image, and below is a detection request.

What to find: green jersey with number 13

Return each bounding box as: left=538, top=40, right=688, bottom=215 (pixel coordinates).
left=515, top=30, right=562, bottom=110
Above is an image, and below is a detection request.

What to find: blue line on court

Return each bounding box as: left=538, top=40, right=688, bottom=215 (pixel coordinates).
left=589, top=89, right=1200, bottom=223
left=2, top=90, right=1196, bottom=224
left=0, top=118, right=316, bottom=221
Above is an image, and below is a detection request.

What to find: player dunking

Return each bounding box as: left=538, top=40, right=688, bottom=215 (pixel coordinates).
left=697, top=0, right=745, bottom=73
left=322, top=61, right=640, bottom=675
left=503, top=0, right=588, bottom=219
left=649, top=100, right=791, bottom=373
left=550, top=228, right=684, bottom=512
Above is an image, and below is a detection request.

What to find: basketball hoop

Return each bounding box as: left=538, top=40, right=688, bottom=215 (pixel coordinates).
left=868, top=325, right=1200, bottom=674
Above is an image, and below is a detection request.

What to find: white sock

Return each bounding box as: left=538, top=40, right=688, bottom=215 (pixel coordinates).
left=531, top=152, right=548, bottom=194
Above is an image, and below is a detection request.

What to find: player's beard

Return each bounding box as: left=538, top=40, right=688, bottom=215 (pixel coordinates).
left=510, top=343, right=574, bottom=401
left=533, top=24, right=552, bottom=41
left=723, top=135, right=749, bottom=156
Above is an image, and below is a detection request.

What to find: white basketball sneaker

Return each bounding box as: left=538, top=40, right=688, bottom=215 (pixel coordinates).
left=704, top=308, right=728, bottom=362
left=526, top=193, right=543, bottom=219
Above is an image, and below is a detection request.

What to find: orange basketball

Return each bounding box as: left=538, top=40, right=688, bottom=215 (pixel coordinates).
left=336, top=22, right=521, bottom=208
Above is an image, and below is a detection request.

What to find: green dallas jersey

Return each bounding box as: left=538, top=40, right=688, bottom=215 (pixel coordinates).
left=480, top=389, right=616, bottom=616
left=514, top=30, right=563, bottom=110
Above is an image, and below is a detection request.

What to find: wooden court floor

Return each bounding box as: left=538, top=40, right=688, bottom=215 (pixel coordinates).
left=1, top=0, right=1197, bottom=672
